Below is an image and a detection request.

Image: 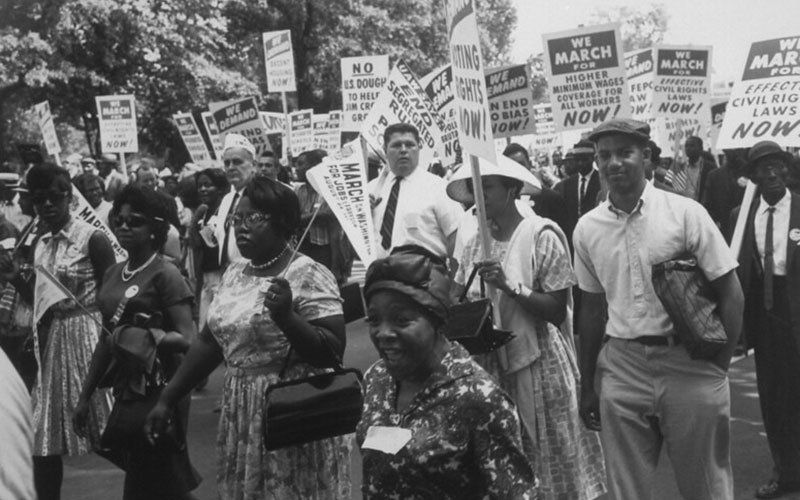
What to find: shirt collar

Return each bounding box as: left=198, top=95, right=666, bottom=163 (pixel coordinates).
left=607, top=181, right=651, bottom=217
left=41, top=216, right=75, bottom=243
left=760, top=189, right=790, bottom=214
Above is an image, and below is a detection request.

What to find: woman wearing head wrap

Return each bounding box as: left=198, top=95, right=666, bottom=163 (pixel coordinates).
left=359, top=246, right=537, bottom=499
left=447, top=157, right=607, bottom=500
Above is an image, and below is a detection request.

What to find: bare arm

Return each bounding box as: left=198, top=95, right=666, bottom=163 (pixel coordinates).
left=709, top=269, right=744, bottom=370
left=577, top=291, right=607, bottom=431
left=88, top=232, right=116, bottom=288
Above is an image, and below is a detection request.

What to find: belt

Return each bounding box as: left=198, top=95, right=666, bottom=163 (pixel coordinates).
left=629, top=335, right=681, bottom=347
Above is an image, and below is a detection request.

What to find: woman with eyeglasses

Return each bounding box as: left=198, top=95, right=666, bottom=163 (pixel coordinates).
left=146, top=176, right=351, bottom=500
left=0, top=163, right=116, bottom=500
left=74, top=185, right=200, bottom=500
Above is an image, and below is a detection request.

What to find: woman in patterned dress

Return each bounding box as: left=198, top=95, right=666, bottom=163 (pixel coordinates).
left=146, top=176, right=351, bottom=500
left=358, top=247, right=538, bottom=499
left=0, top=163, right=115, bottom=500
left=447, top=158, right=607, bottom=500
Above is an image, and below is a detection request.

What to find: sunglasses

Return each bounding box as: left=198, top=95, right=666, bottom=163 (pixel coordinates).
left=31, top=191, right=70, bottom=205
left=229, top=212, right=272, bottom=228
left=114, top=214, right=151, bottom=228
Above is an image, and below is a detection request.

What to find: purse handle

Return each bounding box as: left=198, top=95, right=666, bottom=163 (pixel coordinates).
left=278, top=335, right=345, bottom=380
left=458, top=265, right=486, bottom=303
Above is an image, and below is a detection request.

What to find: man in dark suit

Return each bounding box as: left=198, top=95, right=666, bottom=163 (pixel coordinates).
left=735, top=141, right=800, bottom=499
left=554, top=139, right=601, bottom=252
left=502, top=143, right=567, bottom=231
left=705, top=148, right=747, bottom=242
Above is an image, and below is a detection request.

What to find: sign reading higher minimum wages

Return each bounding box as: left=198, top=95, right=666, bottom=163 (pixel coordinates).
left=542, top=24, right=630, bottom=132
left=96, top=95, right=138, bottom=153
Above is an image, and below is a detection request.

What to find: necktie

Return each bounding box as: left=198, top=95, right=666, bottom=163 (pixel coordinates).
left=578, top=175, right=588, bottom=215
left=221, top=191, right=240, bottom=267
left=764, top=206, right=775, bottom=310
left=380, top=177, right=401, bottom=250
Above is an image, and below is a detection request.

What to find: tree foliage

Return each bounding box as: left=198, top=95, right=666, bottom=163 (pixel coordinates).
left=589, top=3, right=670, bottom=52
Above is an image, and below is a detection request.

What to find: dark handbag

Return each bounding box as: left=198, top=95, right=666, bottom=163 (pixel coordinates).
left=444, top=265, right=514, bottom=355
left=264, top=348, right=364, bottom=451
left=99, top=386, right=184, bottom=454
left=651, top=255, right=727, bottom=359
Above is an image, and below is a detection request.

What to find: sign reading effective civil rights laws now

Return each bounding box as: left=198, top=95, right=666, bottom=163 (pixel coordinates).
left=96, top=95, right=138, bottom=153
left=263, top=30, right=297, bottom=93
left=542, top=23, right=630, bottom=133
left=341, top=55, right=389, bottom=132
left=652, top=46, right=712, bottom=122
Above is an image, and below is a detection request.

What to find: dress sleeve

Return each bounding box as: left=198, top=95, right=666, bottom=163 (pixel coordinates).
left=292, top=259, right=343, bottom=321
left=155, top=260, right=194, bottom=307
left=534, top=228, right=577, bottom=292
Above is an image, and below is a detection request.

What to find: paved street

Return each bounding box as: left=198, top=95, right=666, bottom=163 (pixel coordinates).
left=62, top=316, right=799, bottom=499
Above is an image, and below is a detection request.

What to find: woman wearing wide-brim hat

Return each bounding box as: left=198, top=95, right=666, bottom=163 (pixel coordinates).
left=448, top=155, right=607, bottom=500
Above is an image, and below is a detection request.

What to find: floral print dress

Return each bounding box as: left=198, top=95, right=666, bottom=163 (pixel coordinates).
left=206, top=256, right=351, bottom=500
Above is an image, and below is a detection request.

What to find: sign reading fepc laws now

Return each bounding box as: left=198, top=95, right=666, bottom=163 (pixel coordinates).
left=542, top=23, right=630, bottom=132
left=96, top=95, right=138, bottom=153
left=717, top=36, right=800, bottom=148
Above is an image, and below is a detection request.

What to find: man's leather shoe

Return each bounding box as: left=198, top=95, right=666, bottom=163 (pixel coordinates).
left=756, top=480, right=800, bottom=499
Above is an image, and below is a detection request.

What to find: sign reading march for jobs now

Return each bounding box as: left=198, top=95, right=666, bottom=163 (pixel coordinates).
left=543, top=24, right=630, bottom=132
left=96, top=95, right=138, bottom=153
left=718, top=36, right=800, bottom=149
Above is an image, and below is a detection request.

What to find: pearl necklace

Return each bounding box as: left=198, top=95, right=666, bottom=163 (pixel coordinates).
left=249, top=245, right=289, bottom=270
left=121, top=253, right=158, bottom=282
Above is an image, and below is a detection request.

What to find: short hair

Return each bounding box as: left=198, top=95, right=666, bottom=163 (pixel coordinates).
left=296, top=149, right=327, bottom=168
left=73, top=173, right=105, bottom=197
left=260, top=150, right=276, bottom=159
left=647, top=140, right=662, bottom=163
left=686, top=136, right=703, bottom=148
left=466, top=176, right=524, bottom=199
left=383, top=123, right=420, bottom=146
left=195, top=168, right=230, bottom=194
left=110, top=185, right=171, bottom=249
left=502, top=143, right=530, bottom=163
left=241, top=177, right=300, bottom=240
left=26, top=162, right=71, bottom=192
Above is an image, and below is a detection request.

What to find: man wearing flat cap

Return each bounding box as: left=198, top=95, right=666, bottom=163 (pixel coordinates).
left=734, top=141, right=800, bottom=499
left=554, top=139, right=601, bottom=253
left=573, top=118, right=744, bottom=500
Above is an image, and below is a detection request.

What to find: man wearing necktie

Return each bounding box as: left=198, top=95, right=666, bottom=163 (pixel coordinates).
left=735, top=141, right=800, bottom=499
left=554, top=139, right=601, bottom=255
left=368, top=123, right=462, bottom=260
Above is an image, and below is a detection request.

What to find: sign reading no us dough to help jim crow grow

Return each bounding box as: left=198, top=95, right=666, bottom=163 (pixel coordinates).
left=341, top=55, right=389, bottom=133
left=652, top=45, right=712, bottom=122
left=263, top=30, right=297, bottom=93
left=542, top=23, right=631, bottom=133
left=96, top=95, right=138, bottom=153
left=717, top=36, right=800, bottom=149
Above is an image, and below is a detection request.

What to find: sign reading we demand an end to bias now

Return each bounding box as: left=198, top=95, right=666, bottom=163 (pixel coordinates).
left=718, top=36, right=800, bottom=149
left=543, top=23, right=630, bottom=133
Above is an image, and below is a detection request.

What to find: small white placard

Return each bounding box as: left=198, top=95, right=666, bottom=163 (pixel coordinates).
left=361, top=425, right=412, bottom=455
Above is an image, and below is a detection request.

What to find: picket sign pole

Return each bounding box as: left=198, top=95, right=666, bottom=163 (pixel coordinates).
left=119, top=154, right=128, bottom=179
left=729, top=181, right=756, bottom=259
left=469, top=155, right=491, bottom=261
left=281, top=92, right=291, bottom=165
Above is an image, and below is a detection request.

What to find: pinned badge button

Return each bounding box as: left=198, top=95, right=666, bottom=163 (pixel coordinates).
left=124, top=285, right=140, bottom=298
left=790, top=229, right=800, bottom=242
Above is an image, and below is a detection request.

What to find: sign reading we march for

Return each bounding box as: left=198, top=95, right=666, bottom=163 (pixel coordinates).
left=718, top=36, right=800, bottom=148
left=96, top=95, right=138, bottom=153
left=263, top=30, right=296, bottom=92
left=542, top=24, right=630, bottom=132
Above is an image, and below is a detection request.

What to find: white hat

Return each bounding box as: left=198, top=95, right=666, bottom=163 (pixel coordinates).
left=446, top=155, right=542, bottom=204
left=222, top=133, right=256, bottom=158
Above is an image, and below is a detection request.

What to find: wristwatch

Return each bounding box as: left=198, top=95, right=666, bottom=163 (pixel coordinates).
left=506, top=283, right=522, bottom=298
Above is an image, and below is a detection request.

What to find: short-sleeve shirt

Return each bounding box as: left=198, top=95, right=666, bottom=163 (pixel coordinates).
left=573, top=181, right=737, bottom=339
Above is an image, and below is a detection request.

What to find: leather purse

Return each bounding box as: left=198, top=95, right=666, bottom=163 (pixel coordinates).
left=264, top=347, right=364, bottom=451
left=651, top=255, right=727, bottom=359
left=444, top=265, right=514, bottom=355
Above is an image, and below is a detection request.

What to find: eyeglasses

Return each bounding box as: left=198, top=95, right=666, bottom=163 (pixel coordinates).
left=114, top=214, right=151, bottom=228
left=229, top=212, right=272, bottom=228
left=31, top=191, right=70, bottom=205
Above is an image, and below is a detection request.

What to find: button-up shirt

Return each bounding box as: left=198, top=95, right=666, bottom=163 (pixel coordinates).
left=573, top=182, right=737, bottom=339
left=754, top=191, right=790, bottom=276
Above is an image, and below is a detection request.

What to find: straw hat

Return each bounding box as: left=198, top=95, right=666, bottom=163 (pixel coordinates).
left=446, top=155, right=542, bottom=204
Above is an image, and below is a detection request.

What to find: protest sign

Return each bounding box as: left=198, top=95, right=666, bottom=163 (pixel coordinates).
left=96, top=95, right=138, bottom=153
left=486, top=64, right=535, bottom=138
left=173, top=112, right=214, bottom=168
left=34, top=101, right=61, bottom=155
left=306, top=140, right=378, bottom=266
left=201, top=111, right=224, bottom=160
left=263, top=30, right=296, bottom=93
left=531, top=103, right=560, bottom=149
left=652, top=46, right=712, bottom=123
left=718, top=36, right=800, bottom=148
left=361, top=60, right=447, bottom=168
left=341, top=55, right=389, bottom=132
left=289, top=109, right=314, bottom=155
left=709, top=98, right=728, bottom=151
left=652, top=117, right=706, bottom=159
left=313, top=113, right=329, bottom=151
left=625, top=48, right=655, bottom=121
left=260, top=111, right=286, bottom=135
left=326, top=111, right=342, bottom=152
left=542, top=24, right=630, bottom=133
left=421, top=64, right=461, bottom=167
left=210, top=97, right=272, bottom=156
left=445, top=0, right=496, bottom=163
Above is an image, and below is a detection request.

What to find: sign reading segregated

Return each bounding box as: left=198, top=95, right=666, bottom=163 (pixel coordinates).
left=173, top=112, right=214, bottom=168
left=542, top=24, right=630, bottom=132
left=652, top=46, right=712, bottom=121
left=718, top=36, right=800, bottom=148
left=341, top=55, right=389, bottom=132
left=96, top=95, right=138, bottom=153
left=263, top=30, right=296, bottom=92
left=486, top=64, right=535, bottom=138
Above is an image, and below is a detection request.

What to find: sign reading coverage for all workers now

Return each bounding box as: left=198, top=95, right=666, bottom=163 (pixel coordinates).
left=210, top=97, right=272, bottom=156
left=625, top=48, right=655, bottom=121
left=652, top=46, right=712, bottom=122
left=201, top=111, right=224, bottom=160
left=341, top=55, right=389, bottom=132
left=421, top=65, right=461, bottom=167
left=361, top=60, right=447, bottom=168
left=306, top=140, right=378, bottom=266
left=542, top=23, right=630, bottom=133
left=96, top=95, right=138, bottom=153
left=34, top=101, right=61, bottom=155
left=173, top=112, right=214, bottom=168
left=263, top=30, right=296, bottom=92
left=445, top=0, right=496, bottom=163
left=486, top=64, right=535, bottom=138
left=718, top=36, right=800, bottom=149
left=289, top=109, right=314, bottom=155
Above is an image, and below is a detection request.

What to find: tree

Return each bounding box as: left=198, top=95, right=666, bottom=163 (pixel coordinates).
left=588, top=3, right=670, bottom=52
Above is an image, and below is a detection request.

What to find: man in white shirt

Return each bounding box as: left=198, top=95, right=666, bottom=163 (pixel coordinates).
left=368, top=123, right=462, bottom=260
left=0, top=349, right=35, bottom=500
